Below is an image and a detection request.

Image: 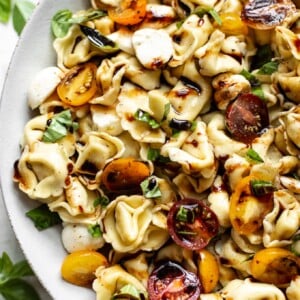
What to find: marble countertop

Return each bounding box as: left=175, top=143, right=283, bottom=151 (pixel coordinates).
left=0, top=10, right=52, bottom=300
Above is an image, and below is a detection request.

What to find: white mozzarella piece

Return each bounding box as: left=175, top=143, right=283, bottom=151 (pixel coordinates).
left=132, top=28, right=173, bottom=70
left=62, top=223, right=105, bottom=253
left=28, top=66, right=63, bottom=109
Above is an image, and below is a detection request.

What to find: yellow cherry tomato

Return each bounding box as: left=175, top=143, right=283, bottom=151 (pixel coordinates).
left=57, top=63, right=98, bottom=106
left=108, top=0, right=147, bottom=25
left=218, top=12, right=248, bottom=35
left=61, top=250, right=108, bottom=287
left=229, top=176, right=274, bottom=235
left=197, top=249, right=219, bottom=293
left=251, top=248, right=300, bottom=286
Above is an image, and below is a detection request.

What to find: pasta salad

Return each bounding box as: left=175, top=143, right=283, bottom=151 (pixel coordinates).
left=13, top=0, right=300, bottom=299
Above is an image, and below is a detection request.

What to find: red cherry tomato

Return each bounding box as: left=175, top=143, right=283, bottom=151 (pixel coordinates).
left=167, top=199, right=219, bottom=251
left=147, top=261, right=201, bottom=300
left=225, top=93, right=269, bottom=144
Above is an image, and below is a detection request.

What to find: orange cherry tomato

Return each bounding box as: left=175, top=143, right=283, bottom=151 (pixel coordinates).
left=61, top=250, right=108, bottom=287
left=229, top=176, right=273, bottom=235
left=251, top=248, right=300, bottom=286
left=197, top=249, right=219, bottom=293
left=218, top=12, right=248, bottom=35
left=57, top=63, right=98, bottom=106
left=108, top=0, right=147, bottom=25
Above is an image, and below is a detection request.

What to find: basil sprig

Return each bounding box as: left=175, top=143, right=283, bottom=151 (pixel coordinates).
left=250, top=179, right=275, bottom=196
left=0, top=252, right=40, bottom=300
left=140, top=177, right=162, bottom=199
left=246, top=148, right=264, bottom=163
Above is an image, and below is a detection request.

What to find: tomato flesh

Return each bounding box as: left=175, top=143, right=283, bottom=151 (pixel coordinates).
left=147, top=261, right=201, bottom=300
left=61, top=250, right=108, bottom=287
left=57, top=63, right=98, bottom=106
left=167, top=199, right=219, bottom=251
left=251, top=248, right=300, bottom=286
left=108, top=0, right=147, bottom=25
left=225, top=93, right=269, bottom=144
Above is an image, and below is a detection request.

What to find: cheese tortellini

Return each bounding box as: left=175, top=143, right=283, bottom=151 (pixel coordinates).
left=14, top=0, right=300, bottom=299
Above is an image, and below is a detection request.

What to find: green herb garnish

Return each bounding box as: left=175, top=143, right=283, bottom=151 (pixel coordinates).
left=176, top=206, right=194, bottom=223
left=251, top=45, right=273, bottom=70
left=0, top=252, right=40, bottom=300
left=246, top=148, right=264, bottom=163
left=26, top=204, right=62, bottom=231
left=42, top=110, right=78, bottom=143
left=134, top=109, right=160, bottom=129
left=51, top=8, right=106, bottom=38
left=250, top=179, right=275, bottom=197
left=140, top=177, right=162, bottom=199
left=112, top=284, right=146, bottom=300
left=193, top=6, right=222, bottom=25
left=147, top=148, right=170, bottom=163
left=240, top=69, right=265, bottom=100
left=88, top=224, right=102, bottom=238
left=257, top=61, right=279, bottom=75
left=93, top=196, right=110, bottom=208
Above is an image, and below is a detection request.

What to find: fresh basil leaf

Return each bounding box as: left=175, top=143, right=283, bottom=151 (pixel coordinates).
left=93, top=196, right=110, bottom=208
left=176, top=206, right=194, bottom=223
left=0, top=253, right=13, bottom=282
left=193, top=6, right=221, bottom=25
left=246, top=148, right=264, bottom=163
left=140, top=177, right=161, bottom=199
left=257, top=61, right=279, bottom=75
left=147, top=148, right=170, bottom=163
left=0, top=278, right=40, bottom=300
left=42, top=110, right=78, bottom=143
left=250, top=179, right=275, bottom=196
left=251, top=44, right=273, bottom=70
left=26, top=204, right=62, bottom=230
left=240, top=69, right=260, bottom=87
left=134, top=109, right=160, bottom=129
left=5, top=260, right=34, bottom=282
left=252, top=85, right=265, bottom=100
left=0, top=0, right=10, bottom=23
left=12, top=0, right=35, bottom=35
left=87, top=224, right=102, bottom=238
left=113, top=284, right=145, bottom=300
left=51, top=9, right=73, bottom=38
left=69, top=9, right=106, bottom=24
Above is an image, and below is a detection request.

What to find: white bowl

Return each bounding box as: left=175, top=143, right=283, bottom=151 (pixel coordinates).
left=0, top=1, right=95, bottom=299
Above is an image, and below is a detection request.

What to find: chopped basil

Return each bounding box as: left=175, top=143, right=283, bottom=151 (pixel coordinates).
left=162, top=103, right=171, bottom=121
left=193, top=6, right=221, bottom=25
left=177, top=230, right=197, bottom=235
left=51, top=8, right=106, bottom=38
left=240, top=69, right=265, bottom=100
left=250, top=179, right=275, bottom=197
left=93, top=196, right=110, bottom=208
left=147, top=148, right=170, bottom=163
left=51, top=9, right=73, bottom=38
left=112, top=284, right=146, bottom=300
left=134, top=109, right=160, bottom=129
left=246, top=148, right=264, bottom=163
left=257, top=61, right=279, bottom=75
left=140, top=177, right=162, bottom=199
left=42, top=110, right=78, bottom=143
left=252, top=85, right=265, bottom=100
left=176, top=206, right=194, bottom=223
left=290, top=234, right=300, bottom=256
left=251, top=45, right=273, bottom=70
left=12, top=0, right=35, bottom=35
left=26, top=204, right=62, bottom=231
left=87, top=224, right=102, bottom=238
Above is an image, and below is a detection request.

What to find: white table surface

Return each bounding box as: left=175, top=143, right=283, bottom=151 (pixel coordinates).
left=0, top=7, right=52, bottom=300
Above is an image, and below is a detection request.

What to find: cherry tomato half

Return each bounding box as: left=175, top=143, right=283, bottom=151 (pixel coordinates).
left=197, top=249, right=219, bottom=293
left=61, top=250, right=108, bottom=287
left=108, top=0, right=147, bottom=25
left=241, top=0, right=296, bottom=30
left=167, top=199, right=219, bottom=251
left=229, top=176, right=273, bottom=235
left=225, top=93, right=269, bottom=144
left=147, top=261, right=201, bottom=300
left=57, top=63, right=98, bottom=106
left=251, top=248, right=300, bottom=286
